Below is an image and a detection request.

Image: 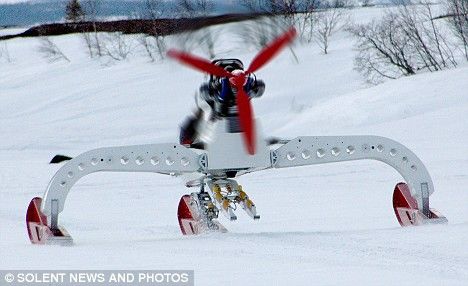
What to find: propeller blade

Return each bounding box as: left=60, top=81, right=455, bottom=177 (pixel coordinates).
left=167, top=49, right=232, bottom=78
left=235, top=81, right=256, bottom=155
left=246, top=27, right=297, bottom=74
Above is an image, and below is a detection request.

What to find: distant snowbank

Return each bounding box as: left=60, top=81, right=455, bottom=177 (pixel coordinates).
left=0, top=27, right=28, bottom=36
left=279, top=65, right=468, bottom=136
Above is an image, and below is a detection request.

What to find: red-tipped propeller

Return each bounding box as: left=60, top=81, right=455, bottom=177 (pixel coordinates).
left=167, top=27, right=297, bottom=155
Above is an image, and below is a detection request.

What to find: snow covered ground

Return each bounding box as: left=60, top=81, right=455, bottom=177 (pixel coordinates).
left=1, top=7, right=468, bottom=285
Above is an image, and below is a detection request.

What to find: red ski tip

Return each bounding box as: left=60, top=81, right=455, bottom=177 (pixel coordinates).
left=177, top=195, right=196, bottom=235
left=177, top=195, right=227, bottom=235
left=26, top=197, right=73, bottom=245
left=392, top=183, right=447, bottom=226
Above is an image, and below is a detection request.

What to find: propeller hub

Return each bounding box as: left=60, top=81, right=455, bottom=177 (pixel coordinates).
left=229, top=70, right=247, bottom=87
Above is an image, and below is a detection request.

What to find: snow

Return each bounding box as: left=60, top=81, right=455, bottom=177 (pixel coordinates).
left=1, top=7, right=468, bottom=285
left=0, top=27, right=27, bottom=36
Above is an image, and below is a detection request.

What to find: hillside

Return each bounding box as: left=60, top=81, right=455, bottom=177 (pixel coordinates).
left=1, top=7, right=467, bottom=285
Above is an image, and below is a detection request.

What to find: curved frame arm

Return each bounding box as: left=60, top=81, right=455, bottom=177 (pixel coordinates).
left=271, top=136, right=433, bottom=216
left=41, top=143, right=207, bottom=227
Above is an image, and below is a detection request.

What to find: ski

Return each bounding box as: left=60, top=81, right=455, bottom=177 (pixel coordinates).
left=393, top=183, right=447, bottom=226
left=177, top=194, right=227, bottom=235
left=26, top=197, right=73, bottom=245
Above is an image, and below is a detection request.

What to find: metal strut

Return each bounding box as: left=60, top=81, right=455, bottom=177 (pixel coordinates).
left=41, top=143, right=206, bottom=227
left=271, top=136, right=434, bottom=217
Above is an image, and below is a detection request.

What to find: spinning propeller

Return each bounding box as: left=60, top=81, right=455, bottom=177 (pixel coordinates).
left=167, top=27, right=297, bottom=155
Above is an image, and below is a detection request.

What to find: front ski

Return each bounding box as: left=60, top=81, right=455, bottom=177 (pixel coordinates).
left=177, top=194, right=227, bottom=235
left=26, top=197, right=73, bottom=245
left=393, top=183, right=447, bottom=226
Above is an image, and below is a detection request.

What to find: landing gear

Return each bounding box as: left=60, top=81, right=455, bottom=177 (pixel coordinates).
left=177, top=178, right=260, bottom=235
left=207, top=180, right=260, bottom=221
left=26, top=197, right=73, bottom=245
left=393, top=183, right=447, bottom=226
left=24, top=129, right=449, bottom=244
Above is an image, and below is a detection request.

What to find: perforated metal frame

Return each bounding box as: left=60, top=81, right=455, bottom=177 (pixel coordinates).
left=40, top=119, right=437, bottom=227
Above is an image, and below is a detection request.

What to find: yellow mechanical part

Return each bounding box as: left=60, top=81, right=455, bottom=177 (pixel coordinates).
left=239, top=191, right=247, bottom=200
left=246, top=199, right=254, bottom=209
left=213, top=185, right=223, bottom=201
left=214, top=192, right=223, bottom=202
left=238, top=185, right=248, bottom=200
left=222, top=199, right=230, bottom=210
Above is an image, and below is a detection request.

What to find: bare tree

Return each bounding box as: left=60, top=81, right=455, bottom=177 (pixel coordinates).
left=237, top=0, right=292, bottom=49
left=361, top=0, right=374, bottom=7
left=445, top=0, right=468, bottom=60
left=175, top=0, right=197, bottom=17
left=331, top=0, right=350, bottom=8
left=144, top=0, right=166, bottom=19
left=138, top=35, right=161, bottom=61
left=198, top=26, right=217, bottom=59
left=239, top=0, right=320, bottom=44
left=239, top=1, right=296, bottom=25
left=273, top=0, right=301, bottom=27
left=236, top=16, right=287, bottom=50
left=175, top=0, right=214, bottom=17
left=174, top=0, right=217, bottom=58
left=100, top=33, right=135, bottom=61
left=138, top=0, right=168, bottom=61
left=65, top=0, right=85, bottom=22
left=239, top=0, right=301, bottom=16
left=174, top=26, right=221, bottom=59
left=298, top=0, right=320, bottom=42
left=348, top=14, right=416, bottom=83
left=0, top=42, right=12, bottom=63
left=82, top=0, right=102, bottom=58
left=348, top=2, right=458, bottom=83
left=396, top=1, right=457, bottom=70
left=314, top=5, right=349, bottom=54
left=37, top=37, right=71, bottom=62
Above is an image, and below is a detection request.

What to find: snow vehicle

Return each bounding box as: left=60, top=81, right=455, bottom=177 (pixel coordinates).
left=26, top=27, right=447, bottom=245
